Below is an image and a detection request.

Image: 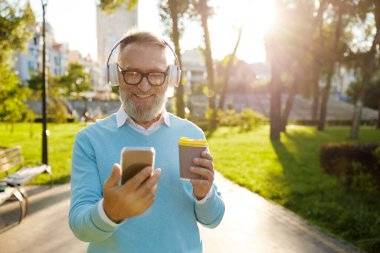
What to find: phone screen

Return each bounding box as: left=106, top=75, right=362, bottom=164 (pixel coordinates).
left=120, top=147, right=155, bottom=184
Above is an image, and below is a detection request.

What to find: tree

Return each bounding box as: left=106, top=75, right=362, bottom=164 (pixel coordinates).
left=98, top=0, right=137, bottom=14
left=0, top=1, right=35, bottom=65
left=266, top=0, right=286, bottom=141
left=349, top=0, right=380, bottom=138
left=0, top=65, right=31, bottom=131
left=192, top=0, right=217, bottom=128
left=307, top=1, right=329, bottom=122
left=277, top=2, right=315, bottom=132
left=0, top=1, right=35, bottom=129
left=218, top=27, right=243, bottom=110
left=317, top=1, right=346, bottom=131
left=159, top=0, right=190, bottom=118
left=58, top=62, right=92, bottom=99
left=26, top=71, right=72, bottom=122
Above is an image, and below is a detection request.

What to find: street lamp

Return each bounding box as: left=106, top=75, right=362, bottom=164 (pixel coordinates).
left=41, top=0, right=48, bottom=165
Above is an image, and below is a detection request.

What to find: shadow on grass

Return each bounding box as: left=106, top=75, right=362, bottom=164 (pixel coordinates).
left=270, top=130, right=380, bottom=253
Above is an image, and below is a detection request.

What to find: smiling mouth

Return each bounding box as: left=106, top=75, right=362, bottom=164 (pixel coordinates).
left=135, top=94, right=153, bottom=98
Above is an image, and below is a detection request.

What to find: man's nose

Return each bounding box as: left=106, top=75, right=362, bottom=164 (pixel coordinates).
left=137, top=76, right=151, bottom=92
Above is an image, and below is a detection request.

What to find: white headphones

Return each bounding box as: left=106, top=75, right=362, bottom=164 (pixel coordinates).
left=106, top=35, right=181, bottom=87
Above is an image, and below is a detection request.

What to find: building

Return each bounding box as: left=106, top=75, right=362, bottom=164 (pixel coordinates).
left=14, top=23, right=69, bottom=84
left=96, top=5, right=138, bottom=89
left=181, top=49, right=207, bottom=95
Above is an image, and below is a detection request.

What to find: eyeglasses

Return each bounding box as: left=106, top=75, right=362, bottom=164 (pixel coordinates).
left=117, top=65, right=168, bottom=86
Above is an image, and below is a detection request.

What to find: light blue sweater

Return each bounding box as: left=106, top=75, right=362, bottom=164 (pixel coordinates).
left=69, top=113, right=225, bottom=253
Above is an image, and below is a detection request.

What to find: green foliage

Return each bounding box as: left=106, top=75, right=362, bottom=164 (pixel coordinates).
left=98, top=0, right=137, bottom=13
left=159, top=0, right=191, bottom=41
left=0, top=65, right=31, bottom=127
left=26, top=71, right=71, bottom=122
left=320, top=143, right=380, bottom=193
left=0, top=123, right=84, bottom=184
left=57, top=62, right=92, bottom=99
left=0, top=1, right=35, bottom=65
left=238, top=109, right=267, bottom=132
left=347, top=77, right=380, bottom=110
left=207, top=125, right=380, bottom=253
left=204, top=108, right=267, bottom=131
left=350, top=161, right=377, bottom=194
left=27, top=71, right=43, bottom=91
left=2, top=123, right=380, bottom=251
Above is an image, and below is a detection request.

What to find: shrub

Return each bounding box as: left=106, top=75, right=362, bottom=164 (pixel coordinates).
left=320, top=143, right=380, bottom=192
left=237, top=109, right=267, bottom=132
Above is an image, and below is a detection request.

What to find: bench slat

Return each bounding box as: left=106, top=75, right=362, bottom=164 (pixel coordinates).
left=0, top=146, right=21, bottom=157
left=0, top=158, right=24, bottom=174
left=0, top=152, right=23, bottom=167
left=4, top=165, right=50, bottom=186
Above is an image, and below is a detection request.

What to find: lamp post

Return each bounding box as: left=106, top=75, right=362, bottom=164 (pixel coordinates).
left=41, top=0, right=48, bottom=165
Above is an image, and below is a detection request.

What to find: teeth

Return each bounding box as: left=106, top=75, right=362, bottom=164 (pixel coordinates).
left=136, top=94, right=151, bottom=98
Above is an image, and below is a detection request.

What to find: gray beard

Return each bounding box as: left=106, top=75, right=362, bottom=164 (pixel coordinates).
left=119, top=90, right=167, bottom=122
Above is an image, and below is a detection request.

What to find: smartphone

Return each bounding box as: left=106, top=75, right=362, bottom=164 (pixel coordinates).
left=120, top=147, right=155, bottom=184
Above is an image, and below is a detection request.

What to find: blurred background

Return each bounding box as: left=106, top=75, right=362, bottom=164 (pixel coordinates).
left=1, top=1, right=380, bottom=252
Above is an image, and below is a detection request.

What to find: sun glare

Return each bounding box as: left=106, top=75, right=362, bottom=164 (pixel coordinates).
left=209, top=0, right=276, bottom=63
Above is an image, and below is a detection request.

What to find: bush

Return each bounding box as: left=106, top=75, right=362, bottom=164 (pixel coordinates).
left=203, top=108, right=267, bottom=132
left=320, top=143, right=380, bottom=192
left=237, top=109, right=267, bottom=132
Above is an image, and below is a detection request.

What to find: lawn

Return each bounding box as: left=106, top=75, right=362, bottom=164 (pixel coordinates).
left=1, top=122, right=380, bottom=252
left=207, top=125, right=380, bottom=253
left=0, top=122, right=84, bottom=184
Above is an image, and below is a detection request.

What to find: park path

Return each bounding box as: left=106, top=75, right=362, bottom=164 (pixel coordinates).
left=0, top=172, right=361, bottom=253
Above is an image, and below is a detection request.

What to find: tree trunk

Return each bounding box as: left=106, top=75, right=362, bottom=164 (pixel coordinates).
left=317, top=8, right=342, bottom=131
left=200, top=10, right=215, bottom=111
left=196, top=1, right=216, bottom=129
left=351, top=56, right=373, bottom=139
left=317, top=70, right=333, bottom=131
left=218, top=27, right=242, bottom=110
left=171, top=9, right=185, bottom=118
left=270, top=47, right=281, bottom=141
left=310, top=0, right=325, bottom=123
left=280, top=77, right=298, bottom=132
left=351, top=4, right=380, bottom=138
left=377, top=98, right=380, bottom=129
left=311, top=75, right=320, bottom=121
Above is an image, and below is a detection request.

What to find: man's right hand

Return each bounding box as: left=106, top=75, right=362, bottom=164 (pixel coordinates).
left=103, top=163, right=161, bottom=223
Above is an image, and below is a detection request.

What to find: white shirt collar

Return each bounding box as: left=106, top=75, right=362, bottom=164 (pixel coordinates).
left=116, top=105, right=171, bottom=129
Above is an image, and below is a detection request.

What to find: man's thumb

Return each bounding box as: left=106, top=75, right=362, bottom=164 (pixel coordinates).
left=105, top=163, right=121, bottom=187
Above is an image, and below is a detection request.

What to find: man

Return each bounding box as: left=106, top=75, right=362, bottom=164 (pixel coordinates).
left=69, top=30, right=225, bottom=253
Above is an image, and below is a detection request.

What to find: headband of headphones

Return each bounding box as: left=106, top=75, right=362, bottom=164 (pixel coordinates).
left=106, top=35, right=181, bottom=87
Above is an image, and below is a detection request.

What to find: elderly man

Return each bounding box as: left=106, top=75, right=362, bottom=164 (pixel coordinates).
left=69, top=30, right=225, bottom=253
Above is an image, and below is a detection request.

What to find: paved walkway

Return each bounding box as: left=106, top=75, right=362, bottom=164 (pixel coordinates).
left=0, top=172, right=361, bottom=253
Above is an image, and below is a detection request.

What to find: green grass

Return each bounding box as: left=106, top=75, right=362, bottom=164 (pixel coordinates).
left=0, top=122, right=84, bottom=184
left=1, top=122, right=380, bottom=252
left=207, top=125, right=380, bottom=253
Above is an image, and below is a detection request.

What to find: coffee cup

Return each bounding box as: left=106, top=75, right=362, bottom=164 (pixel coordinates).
left=178, top=137, right=208, bottom=180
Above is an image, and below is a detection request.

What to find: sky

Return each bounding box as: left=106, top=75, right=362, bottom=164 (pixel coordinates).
left=27, top=0, right=275, bottom=64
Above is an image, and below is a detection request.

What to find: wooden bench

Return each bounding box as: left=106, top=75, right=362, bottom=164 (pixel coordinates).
left=0, top=182, right=27, bottom=232
left=0, top=146, right=53, bottom=232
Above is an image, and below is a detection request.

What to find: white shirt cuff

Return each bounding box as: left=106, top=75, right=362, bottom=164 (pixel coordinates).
left=193, top=185, right=214, bottom=204
left=98, top=198, right=120, bottom=227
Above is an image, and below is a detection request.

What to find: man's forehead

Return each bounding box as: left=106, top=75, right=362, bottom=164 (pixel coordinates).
left=118, top=43, right=169, bottom=70
left=120, top=42, right=166, bottom=56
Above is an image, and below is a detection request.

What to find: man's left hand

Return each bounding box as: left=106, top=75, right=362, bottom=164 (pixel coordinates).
left=190, top=151, right=214, bottom=200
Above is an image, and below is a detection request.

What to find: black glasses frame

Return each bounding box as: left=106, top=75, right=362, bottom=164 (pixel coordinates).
left=117, top=64, right=169, bottom=86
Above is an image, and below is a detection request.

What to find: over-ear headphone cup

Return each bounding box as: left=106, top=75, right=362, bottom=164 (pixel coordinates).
left=108, top=63, right=120, bottom=86
left=168, top=65, right=180, bottom=87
